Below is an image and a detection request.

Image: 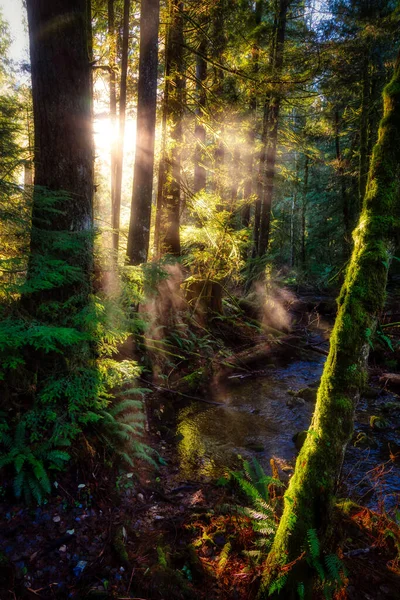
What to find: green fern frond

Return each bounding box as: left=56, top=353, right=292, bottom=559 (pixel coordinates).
left=108, top=399, right=143, bottom=415
left=297, top=582, right=305, bottom=599
left=268, top=573, right=288, bottom=596
left=232, top=471, right=262, bottom=503
left=307, top=528, right=320, bottom=560
left=218, top=541, right=231, bottom=573
left=46, top=450, right=70, bottom=466
left=13, top=469, right=25, bottom=498
left=15, top=454, right=26, bottom=473
left=27, top=473, right=44, bottom=505
left=324, top=554, right=344, bottom=584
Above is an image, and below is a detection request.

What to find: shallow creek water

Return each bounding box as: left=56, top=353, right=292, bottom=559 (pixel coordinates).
left=175, top=349, right=400, bottom=514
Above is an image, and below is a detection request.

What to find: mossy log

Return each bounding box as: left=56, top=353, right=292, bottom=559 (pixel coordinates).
left=260, top=52, right=400, bottom=598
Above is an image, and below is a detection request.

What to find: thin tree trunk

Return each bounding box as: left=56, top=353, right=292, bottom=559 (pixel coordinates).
left=154, top=108, right=168, bottom=259
left=159, top=0, right=184, bottom=256
left=358, top=55, right=370, bottom=209
left=193, top=35, right=207, bottom=194
left=127, top=0, right=160, bottom=264
left=258, top=0, right=290, bottom=257
left=253, top=99, right=270, bottom=256
left=335, top=109, right=351, bottom=254
left=112, top=0, right=130, bottom=256
left=242, top=0, right=263, bottom=228
left=301, top=155, right=308, bottom=267
left=289, top=152, right=298, bottom=267
left=262, top=50, right=400, bottom=599
left=230, top=147, right=240, bottom=205
left=210, top=0, right=226, bottom=196
left=108, top=0, right=118, bottom=251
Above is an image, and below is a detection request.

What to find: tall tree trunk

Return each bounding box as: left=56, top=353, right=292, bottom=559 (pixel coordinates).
left=258, top=0, right=290, bottom=257
left=261, top=50, right=400, bottom=599
left=126, top=0, right=160, bottom=265
left=26, top=0, right=93, bottom=284
left=230, top=147, right=240, bottom=205
left=159, top=0, right=184, bottom=256
left=210, top=0, right=226, bottom=196
left=242, top=0, right=263, bottom=228
left=335, top=109, right=351, bottom=254
left=253, top=99, right=270, bottom=256
left=193, top=34, right=207, bottom=195
left=154, top=106, right=168, bottom=259
left=358, top=56, right=370, bottom=209
left=112, top=0, right=130, bottom=256
left=108, top=0, right=118, bottom=251
left=301, top=155, right=308, bottom=267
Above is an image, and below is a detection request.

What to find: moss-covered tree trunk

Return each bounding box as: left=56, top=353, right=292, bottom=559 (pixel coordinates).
left=261, top=50, right=400, bottom=598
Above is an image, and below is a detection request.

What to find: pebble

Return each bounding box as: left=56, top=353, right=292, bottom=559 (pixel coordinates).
left=53, top=516, right=61, bottom=523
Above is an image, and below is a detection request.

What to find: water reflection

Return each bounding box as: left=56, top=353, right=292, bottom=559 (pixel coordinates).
left=177, top=356, right=326, bottom=478
left=175, top=352, right=400, bottom=513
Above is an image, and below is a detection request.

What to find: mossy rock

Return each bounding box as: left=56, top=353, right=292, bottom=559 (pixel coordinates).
left=286, top=396, right=305, bottom=408
left=112, top=526, right=129, bottom=566
left=287, top=387, right=317, bottom=403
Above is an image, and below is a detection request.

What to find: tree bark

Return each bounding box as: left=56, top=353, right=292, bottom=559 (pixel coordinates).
left=210, top=0, right=226, bottom=196
left=261, top=50, right=400, bottom=598
left=335, top=109, right=351, bottom=254
left=108, top=0, right=118, bottom=251
left=301, top=155, right=309, bottom=267
left=358, top=56, right=370, bottom=209
left=159, top=0, right=184, bottom=257
left=193, top=34, right=207, bottom=195
left=112, top=0, right=130, bottom=256
left=258, top=0, right=290, bottom=257
left=26, top=0, right=93, bottom=283
left=126, top=0, right=160, bottom=265
left=242, top=0, right=262, bottom=228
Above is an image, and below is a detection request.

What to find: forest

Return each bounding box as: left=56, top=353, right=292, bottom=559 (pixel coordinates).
left=0, top=0, right=399, bottom=598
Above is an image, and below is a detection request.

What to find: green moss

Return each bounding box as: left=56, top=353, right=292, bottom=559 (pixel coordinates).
left=261, top=54, right=400, bottom=599
left=112, top=526, right=129, bottom=565
left=336, top=499, right=362, bottom=515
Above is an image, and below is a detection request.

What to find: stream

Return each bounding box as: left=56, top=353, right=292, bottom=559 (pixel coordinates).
left=175, top=346, right=400, bottom=514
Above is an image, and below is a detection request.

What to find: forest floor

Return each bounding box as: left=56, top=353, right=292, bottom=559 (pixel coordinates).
left=1, top=289, right=400, bottom=600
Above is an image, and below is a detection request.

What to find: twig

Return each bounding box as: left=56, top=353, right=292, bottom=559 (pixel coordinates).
left=141, top=377, right=224, bottom=406
left=126, top=565, right=135, bottom=594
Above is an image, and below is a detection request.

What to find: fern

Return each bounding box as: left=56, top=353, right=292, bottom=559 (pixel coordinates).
left=0, top=188, right=155, bottom=503
left=324, top=554, right=345, bottom=584
left=268, top=573, right=288, bottom=596
left=218, top=541, right=232, bottom=573
left=297, top=582, right=305, bottom=599
left=230, top=458, right=278, bottom=556
left=307, top=528, right=320, bottom=561
left=0, top=418, right=69, bottom=504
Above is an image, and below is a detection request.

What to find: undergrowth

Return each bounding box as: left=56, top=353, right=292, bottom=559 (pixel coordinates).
left=0, top=188, right=153, bottom=503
